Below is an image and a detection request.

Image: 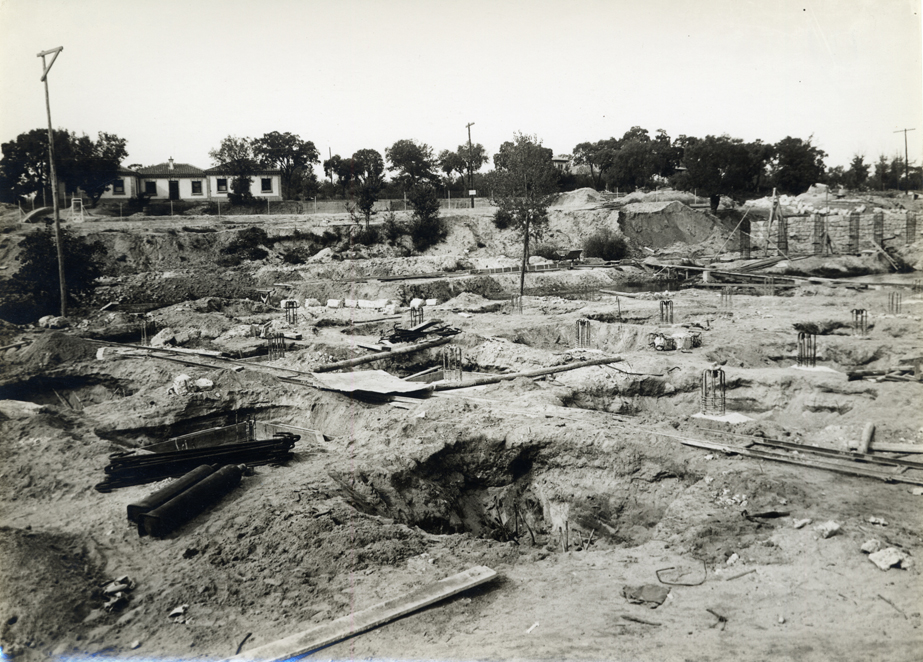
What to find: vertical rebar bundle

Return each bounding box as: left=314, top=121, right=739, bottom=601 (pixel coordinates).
left=812, top=214, right=825, bottom=255
left=659, top=300, right=673, bottom=324
left=615, top=296, right=622, bottom=323
left=510, top=295, right=522, bottom=314
left=873, top=212, right=884, bottom=249
left=442, top=345, right=463, bottom=382
left=701, top=368, right=726, bottom=416
left=763, top=277, right=776, bottom=297
left=575, top=318, right=592, bottom=348
left=739, top=217, right=751, bottom=259
left=140, top=318, right=152, bottom=346
left=267, top=332, right=285, bottom=360
left=409, top=306, right=424, bottom=326
left=848, top=213, right=860, bottom=254
left=777, top=215, right=789, bottom=255
left=797, top=332, right=816, bottom=368
left=888, top=292, right=902, bottom=314
left=851, top=309, right=868, bottom=336
left=283, top=300, right=299, bottom=324
left=720, top=287, right=733, bottom=309
left=907, top=212, right=917, bottom=245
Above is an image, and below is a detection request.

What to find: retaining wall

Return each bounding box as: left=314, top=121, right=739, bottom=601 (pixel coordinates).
left=749, top=211, right=917, bottom=254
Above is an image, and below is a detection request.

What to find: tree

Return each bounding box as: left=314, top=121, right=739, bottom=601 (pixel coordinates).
left=0, top=128, right=127, bottom=206
left=0, top=225, right=106, bottom=322
left=843, top=154, right=870, bottom=190
left=489, top=133, right=559, bottom=295
left=770, top=136, right=826, bottom=195
left=873, top=155, right=890, bottom=190
left=209, top=136, right=258, bottom=204
left=252, top=131, right=320, bottom=200
left=323, top=154, right=352, bottom=197
left=386, top=139, right=439, bottom=190
left=438, top=149, right=466, bottom=181
left=406, top=183, right=445, bottom=252
left=572, top=139, right=617, bottom=189
left=350, top=148, right=385, bottom=227
left=682, top=135, right=768, bottom=210
left=64, top=132, right=128, bottom=207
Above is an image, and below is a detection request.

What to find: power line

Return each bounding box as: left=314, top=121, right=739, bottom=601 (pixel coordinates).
left=893, top=127, right=916, bottom=192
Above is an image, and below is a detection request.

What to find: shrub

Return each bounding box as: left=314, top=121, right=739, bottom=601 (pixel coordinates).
left=0, top=226, right=107, bottom=323
left=222, top=226, right=271, bottom=261
left=583, top=228, right=628, bottom=261
left=406, top=183, right=446, bottom=252
left=352, top=225, right=380, bottom=246
left=281, top=248, right=310, bottom=265
left=531, top=243, right=561, bottom=260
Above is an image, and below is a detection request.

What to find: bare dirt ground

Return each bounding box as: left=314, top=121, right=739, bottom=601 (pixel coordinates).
left=1, top=195, right=922, bottom=661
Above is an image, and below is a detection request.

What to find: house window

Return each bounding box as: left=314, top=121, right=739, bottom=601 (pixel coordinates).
left=113, top=179, right=125, bottom=195
left=144, top=181, right=157, bottom=195
left=261, top=178, right=272, bottom=193
left=216, top=178, right=228, bottom=193
left=191, top=181, right=203, bottom=195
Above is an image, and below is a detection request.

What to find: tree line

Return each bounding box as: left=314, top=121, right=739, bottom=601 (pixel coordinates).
left=2, top=125, right=921, bottom=210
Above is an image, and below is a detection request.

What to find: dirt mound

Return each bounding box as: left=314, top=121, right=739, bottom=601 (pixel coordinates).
left=13, top=332, right=98, bottom=374
left=0, top=527, right=105, bottom=659
left=619, top=201, right=723, bottom=249
left=551, top=188, right=603, bottom=208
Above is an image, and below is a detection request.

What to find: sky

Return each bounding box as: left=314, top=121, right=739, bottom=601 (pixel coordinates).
left=1, top=0, right=921, bottom=176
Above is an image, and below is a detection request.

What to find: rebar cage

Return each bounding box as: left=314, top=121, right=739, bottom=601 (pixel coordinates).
left=575, top=318, right=592, bottom=348
left=659, top=300, right=673, bottom=324
left=701, top=368, right=726, bottom=416
left=797, top=331, right=816, bottom=368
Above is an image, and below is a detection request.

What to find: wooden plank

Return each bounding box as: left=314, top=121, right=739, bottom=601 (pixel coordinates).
left=228, top=565, right=498, bottom=662
left=871, top=442, right=923, bottom=454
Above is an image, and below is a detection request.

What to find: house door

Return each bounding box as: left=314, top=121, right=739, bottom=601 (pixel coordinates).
left=169, top=181, right=179, bottom=200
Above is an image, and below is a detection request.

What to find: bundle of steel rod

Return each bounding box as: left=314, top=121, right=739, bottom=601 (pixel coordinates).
left=95, top=433, right=298, bottom=492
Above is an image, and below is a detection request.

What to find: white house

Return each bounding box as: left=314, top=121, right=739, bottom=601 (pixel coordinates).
left=204, top=165, right=282, bottom=201
left=97, top=165, right=142, bottom=201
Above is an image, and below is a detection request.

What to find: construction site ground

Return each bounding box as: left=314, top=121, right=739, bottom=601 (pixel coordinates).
left=1, top=194, right=922, bottom=661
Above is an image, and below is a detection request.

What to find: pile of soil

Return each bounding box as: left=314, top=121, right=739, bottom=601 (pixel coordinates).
left=619, top=201, right=722, bottom=249
left=551, top=188, right=604, bottom=208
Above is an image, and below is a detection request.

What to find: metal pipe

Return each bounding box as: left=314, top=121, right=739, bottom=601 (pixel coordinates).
left=127, top=464, right=216, bottom=527
left=140, top=464, right=244, bottom=537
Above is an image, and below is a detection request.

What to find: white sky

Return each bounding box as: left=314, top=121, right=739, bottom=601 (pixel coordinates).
left=1, top=0, right=921, bottom=175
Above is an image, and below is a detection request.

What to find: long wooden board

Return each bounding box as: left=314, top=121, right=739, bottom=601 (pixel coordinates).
left=228, top=565, right=497, bottom=662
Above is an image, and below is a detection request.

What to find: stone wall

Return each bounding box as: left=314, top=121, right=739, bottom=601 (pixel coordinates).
left=749, top=211, right=916, bottom=254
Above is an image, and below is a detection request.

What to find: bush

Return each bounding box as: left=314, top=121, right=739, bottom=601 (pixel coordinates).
left=0, top=225, right=107, bottom=323
left=406, top=184, right=446, bottom=252
left=531, top=243, right=561, bottom=260
left=352, top=225, right=380, bottom=246
left=222, top=226, right=271, bottom=261
left=281, top=248, right=311, bottom=265
left=583, top=228, right=628, bottom=261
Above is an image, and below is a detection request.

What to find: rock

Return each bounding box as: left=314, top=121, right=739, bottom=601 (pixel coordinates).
left=861, top=539, right=882, bottom=554
left=815, top=521, right=841, bottom=538
left=194, top=378, right=214, bottom=391
left=912, top=487, right=923, bottom=496
left=793, top=518, right=812, bottom=529
left=38, top=315, right=70, bottom=329
left=169, top=374, right=193, bottom=396
left=307, top=247, right=335, bottom=263
left=130, top=641, right=141, bottom=650
left=383, top=304, right=398, bottom=315
left=726, top=553, right=739, bottom=566
left=868, top=516, right=888, bottom=526
left=304, top=298, right=323, bottom=308
left=150, top=328, right=176, bottom=347
left=0, top=400, right=45, bottom=419
left=868, top=547, right=907, bottom=571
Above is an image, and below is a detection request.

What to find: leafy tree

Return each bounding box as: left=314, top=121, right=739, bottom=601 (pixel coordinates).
left=0, top=226, right=107, bottom=322
left=489, top=133, right=559, bottom=294
left=64, top=132, right=128, bottom=207
left=0, top=128, right=127, bottom=206
left=438, top=149, right=466, bottom=180
left=386, top=139, right=439, bottom=191
left=209, top=136, right=258, bottom=204
left=572, top=139, right=617, bottom=189
left=842, top=155, right=870, bottom=190
left=770, top=136, right=826, bottom=195
left=252, top=131, right=320, bottom=200
left=873, top=155, right=890, bottom=190
left=406, top=183, right=446, bottom=252
left=682, top=135, right=768, bottom=210
left=350, top=148, right=385, bottom=228
left=322, top=154, right=352, bottom=197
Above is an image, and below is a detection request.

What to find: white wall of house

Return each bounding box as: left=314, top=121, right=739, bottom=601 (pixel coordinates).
left=140, top=177, right=208, bottom=200
left=97, top=174, right=139, bottom=200
left=206, top=173, right=282, bottom=200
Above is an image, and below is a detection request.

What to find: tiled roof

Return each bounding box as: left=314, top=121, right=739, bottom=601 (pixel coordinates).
left=137, top=162, right=206, bottom=177
left=117, top=165, right=139, bottom=175
left=205, top=165, right=280, bottom=175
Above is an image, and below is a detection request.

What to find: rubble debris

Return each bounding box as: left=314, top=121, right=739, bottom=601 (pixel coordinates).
left=621, top=584, right=670, bottom=609
left=861, top=540, right=883, bottom=554
left=102, top=575, right=135, bottom=612
left=868, top=547, right=909, bottom=571
left=867, top=516, right=888, bottom=526
left=816, top=521, right=841, bottom=539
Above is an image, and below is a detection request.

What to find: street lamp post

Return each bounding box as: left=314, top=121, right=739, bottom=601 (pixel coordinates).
left=466, top=122, right=475, bottom=209
left=38, top=46, right=67, bottom=317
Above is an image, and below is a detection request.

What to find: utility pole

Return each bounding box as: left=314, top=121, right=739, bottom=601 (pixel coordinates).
left=38, top=46, right=66, bottom=317
left=893, top=128, right=916, bottom=192
left=466, top=122, right=475, bottom=209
